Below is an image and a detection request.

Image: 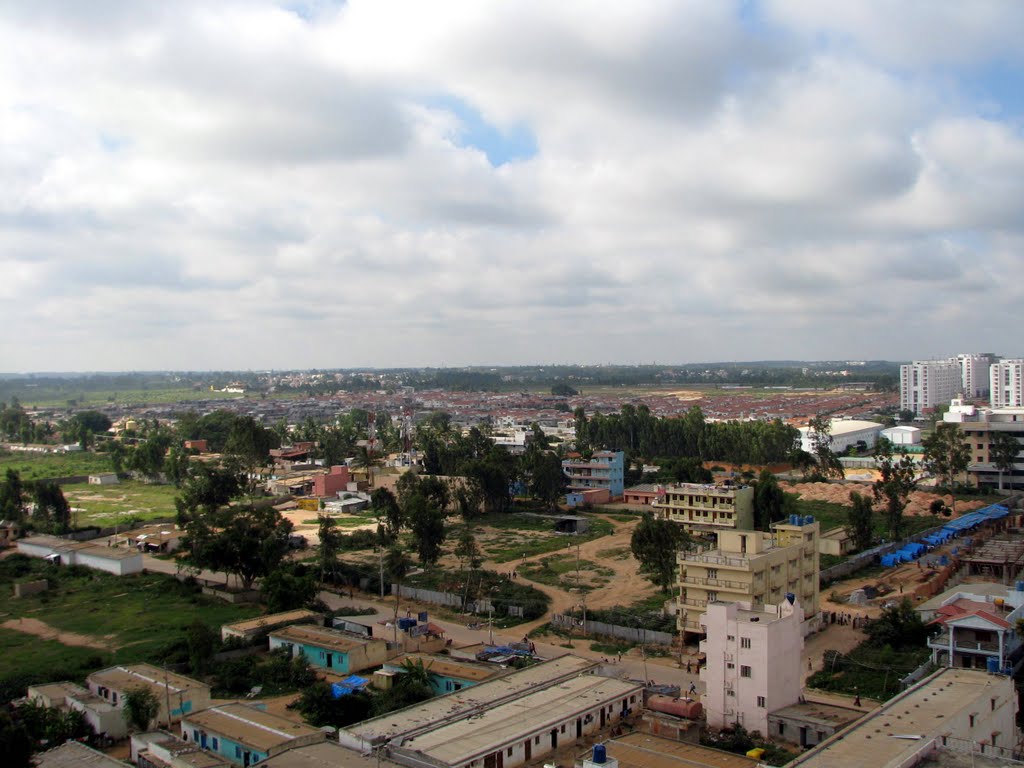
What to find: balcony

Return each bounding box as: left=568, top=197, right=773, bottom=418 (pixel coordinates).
left=684, top=551, right=751, bottom=569
left=685, top=576, right=749, bottom=590
left=681, top=598, right=708, bottom=608
left=928, top=633, right=1010, bottom=656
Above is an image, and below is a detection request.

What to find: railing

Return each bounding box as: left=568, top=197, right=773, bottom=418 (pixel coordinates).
left=685, top=552, right=751, bottom=568
left=681, top=598, right=708, bottom=608
left=685, top=576, right=749, bottom=590
left=928, top=633, right=1003, bottom=654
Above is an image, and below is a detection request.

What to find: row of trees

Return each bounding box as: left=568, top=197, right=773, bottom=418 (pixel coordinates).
left=573, top=405, right=800, bottom=466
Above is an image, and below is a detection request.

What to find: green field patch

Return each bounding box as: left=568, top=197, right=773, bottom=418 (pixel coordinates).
left=63, top=480, right=180, bottom=527
left=518, top=554, right=614, bottom=591
left=596, top=546, right=632, bottom=560
left=0, top=555, right=261, bottom=702
left=0, top=451, right=115, bottom=482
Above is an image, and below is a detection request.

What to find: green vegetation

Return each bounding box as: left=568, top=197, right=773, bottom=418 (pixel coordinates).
left=403, top=567, right=551, bottom=621
left=518, top=554, right=613, bottom=591
left=0, top=451, right=114, bottom=482
left=63, top=480, right=179, bottom=527
left=485, top=517, right=614, bottom=563
left=0, top=555, right=261, bottom=703
left=807, top=599, right=932, bottom=700
left=702, top=725, right=798, bottom=767
left=791, top=496, right=937, bottom=540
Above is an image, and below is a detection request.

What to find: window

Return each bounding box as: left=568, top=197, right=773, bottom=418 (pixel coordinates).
left=740, top=637, right=751, bottom=649
left=757, top=696, right=766, bottom=708
left=969, top=714, right=976, bottom=727
left=235, top=747, right=242, bottom=758
left=535, top=737, right=540, bottom=745
left=726, top=663, right=734, bottom=670
left=708, top=591, right=718, bottom=602
left=727, top=635, right=735, bottom=642
left=740, top=666, right=752, bottom=678
left=727, top=689, right=735, bottom=697
left=507, top=748, right=513, bottom=757
left=212, top=738, right=219, bottom=751
left=707, top=568, right=718, bottom=580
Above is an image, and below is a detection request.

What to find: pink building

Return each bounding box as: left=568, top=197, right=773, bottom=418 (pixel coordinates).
left=313, top=466, right=351, bottom=498
left=700, top=597, right=803, bottom=736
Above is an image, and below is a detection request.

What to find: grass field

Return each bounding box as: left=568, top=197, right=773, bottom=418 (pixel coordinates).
left=0, top=556, right=261, bottom=702
left=13, top=387, right=244, bottom=410
left=63, top=480, right=180, bottom=527
left=485, top=518, right=614, bottom=563
left=0, top=451, right=115, bottom=481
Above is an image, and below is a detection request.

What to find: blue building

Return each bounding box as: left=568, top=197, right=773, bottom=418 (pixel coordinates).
left=268, top=624, right=388, bottom=675
left=180, top=703, right=324, bottom=766
left=562, top=450, right=625, bottom=502
left=382, top=653, right=502, bottom=696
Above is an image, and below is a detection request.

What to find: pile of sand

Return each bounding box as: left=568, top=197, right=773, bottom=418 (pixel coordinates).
left=789, top=482, right=986, bottom=517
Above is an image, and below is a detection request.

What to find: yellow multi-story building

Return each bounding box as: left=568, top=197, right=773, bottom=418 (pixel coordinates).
left=677, top=516, right=820, bottom=636
left=653, top=483, right=755, bottom=533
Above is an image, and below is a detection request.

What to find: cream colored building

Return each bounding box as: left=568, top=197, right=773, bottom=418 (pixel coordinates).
left=677, top=516, right=819, bottom=636
left=700, top=598, right=804, bottom=736
left=653, top=483, right=754, bottom=534
left=787, top=668, right=1020, bottom=767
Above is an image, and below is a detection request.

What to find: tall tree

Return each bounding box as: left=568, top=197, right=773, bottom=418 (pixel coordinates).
left=32, top=481, right=71, bottom=533
left=807, top=415, right=844, bottom=479
left=922, top=423, right=970, bottom=496
left=384, top=544, right=413, bottom=635
left=0, top=469, right=25, bottom=523
left=184, top=504, right=293, bottom=590
left=847, top=491, right=874, bottom=552
left=371, top=488, right=404, bottom=541
left=873, top=439, right=917, bottom=541
left=123, top=685, right=160, bottom=731
left=990, top=431, right=1020, bottom=492
left=454, top=525, right=483, bottom=610
left=529, top=452, right=566, bottom=511
left=318, top=514, right=343, bottom=582
left=753, top=469, right=786, bottom=530
left=630, top=513, right=691, bottom=593
left=406, top=493, right=446, bottom=565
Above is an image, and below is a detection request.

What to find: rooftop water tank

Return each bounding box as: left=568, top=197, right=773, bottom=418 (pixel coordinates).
left=592, top=745, right=606, bottom=764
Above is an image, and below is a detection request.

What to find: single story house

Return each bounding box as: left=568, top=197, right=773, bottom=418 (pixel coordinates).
left=268, top=624, right=388, bottom=674
left=18, top=534, right=144, bottom=576
left=27, top=681, right=126, bottom=739
left=221, top=609, right=322, bottom=644
left=34, top=742, right=131, bottom=768
left=181, top=702, right=325, bottom=767
left=89, top=473, right=120, bottom=486
left=382, top=654, right=504, bottom=695
left=622, top=484, right=663, bottom=506
left=87, top=664, right=211, bottom=728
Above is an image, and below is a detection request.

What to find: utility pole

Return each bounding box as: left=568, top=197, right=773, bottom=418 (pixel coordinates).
left=163, top=665, right=172, bottom=730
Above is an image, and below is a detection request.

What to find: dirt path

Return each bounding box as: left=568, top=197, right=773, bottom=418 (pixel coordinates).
left=1, top=617, right=112, bottom=651
left=479, top=514, right=656, bottom=634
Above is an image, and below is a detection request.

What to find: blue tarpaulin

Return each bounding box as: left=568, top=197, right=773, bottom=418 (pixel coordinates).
left=331, top=675, right=369, bottom=698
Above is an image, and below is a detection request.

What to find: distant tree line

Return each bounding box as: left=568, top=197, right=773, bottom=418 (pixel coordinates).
left=573, top=405, right=800, bottom=466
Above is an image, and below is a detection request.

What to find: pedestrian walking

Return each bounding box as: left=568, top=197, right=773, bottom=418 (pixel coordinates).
left=688, top=682, right=697, bottom=696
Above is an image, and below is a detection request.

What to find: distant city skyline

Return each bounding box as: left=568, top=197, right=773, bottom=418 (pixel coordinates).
left=1, top=2, right=1022, bottom=371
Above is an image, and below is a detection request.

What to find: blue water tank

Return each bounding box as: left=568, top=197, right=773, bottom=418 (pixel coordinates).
left=987, top=657, right=1000, bottom=674
left=592, top=745, right=606, bottom=764
left=1016, top=581, right=1024, bottom=592
left=804, top=515, right=815, bottom=525
left=785, top=592, right=796, bottom=604
left=789, top=514, right=800, bottom=525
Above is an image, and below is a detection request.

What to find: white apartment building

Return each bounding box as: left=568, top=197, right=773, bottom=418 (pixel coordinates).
left=900, top=359, right=962, bottom=416
left=955, top=353, right=995, bottom=399
left=990, top=359, right=1024, bottom=408
left=699, top=598, right=804, bottom=736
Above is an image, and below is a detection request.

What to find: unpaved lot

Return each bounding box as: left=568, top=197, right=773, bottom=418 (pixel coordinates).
left=1, top=617, right=113, bottom=650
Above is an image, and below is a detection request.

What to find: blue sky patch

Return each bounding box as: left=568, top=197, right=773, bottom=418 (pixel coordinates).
left=427, top=93, right=538, bottom=166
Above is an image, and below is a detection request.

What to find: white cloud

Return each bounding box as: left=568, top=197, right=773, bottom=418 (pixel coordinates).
left=0, top=0, right=1022, bottom=370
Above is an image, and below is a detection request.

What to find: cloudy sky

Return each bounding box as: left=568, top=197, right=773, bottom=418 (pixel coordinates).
left=1, top=1, right=1022, bottom=371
